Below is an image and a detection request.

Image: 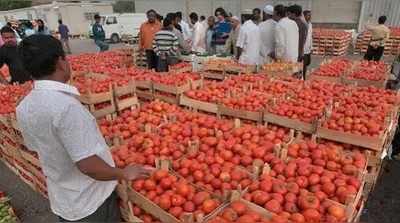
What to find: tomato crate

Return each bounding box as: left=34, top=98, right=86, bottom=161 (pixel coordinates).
left=308, top=75, right=344, bottom=84
left=119, top=200, right=144, bottom=223
left=263, top=112, right=318, bottom=134
left=201, top=71, right=226, bottom=80
left=203, top=190, right=273, bottom=223
left=79, top=83, right=117, bottom=119
left=217, top=105, right=263, bottom=123
left=15, top=162, right=37, bottom=192
left=343, top=77, right=388, bottom=89
left=19, top=147, right=40, bottom=169
left=113, top=80, right=139, bottom=112
left=179, top=95, right=219, bottom=114
left=135, top=80, right=154, bottom=101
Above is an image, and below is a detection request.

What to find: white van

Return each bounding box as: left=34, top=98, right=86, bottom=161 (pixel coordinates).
left=92, top=13, right=147, bottom=43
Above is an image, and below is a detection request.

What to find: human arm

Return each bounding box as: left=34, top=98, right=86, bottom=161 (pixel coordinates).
left=139, top=24, right=145, bottom=50
left=170, top=36, right=179, bottom=56
left=77, top=156, right=153, bottom=181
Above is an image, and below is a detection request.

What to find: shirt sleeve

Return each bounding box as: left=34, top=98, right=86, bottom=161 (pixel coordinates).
left=275, top=24, right=285, bottom=59
left=236, top=27, right=245, bottom=48
left=55, top=103, right=108, bottom=162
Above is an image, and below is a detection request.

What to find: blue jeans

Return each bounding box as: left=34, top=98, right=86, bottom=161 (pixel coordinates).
left=95, top=40, right=109, bottom=52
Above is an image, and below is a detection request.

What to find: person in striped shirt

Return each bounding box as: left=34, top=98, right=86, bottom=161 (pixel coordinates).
left=152, top=16, right=180, bottom=72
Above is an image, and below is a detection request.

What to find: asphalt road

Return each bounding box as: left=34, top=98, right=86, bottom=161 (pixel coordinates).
left=69, top=38, right=127, bottom=55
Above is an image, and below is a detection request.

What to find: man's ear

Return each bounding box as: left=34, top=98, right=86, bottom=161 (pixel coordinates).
left=56, top=57, right=67, bottom=72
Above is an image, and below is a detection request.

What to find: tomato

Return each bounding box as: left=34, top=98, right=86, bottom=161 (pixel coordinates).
left=298, top=194, right=320, bottom=210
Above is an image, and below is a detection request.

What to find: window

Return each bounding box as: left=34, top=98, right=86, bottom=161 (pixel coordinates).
left=106, top=16, right=117, bottom=25
left=84, top=12, right=99, bottom=22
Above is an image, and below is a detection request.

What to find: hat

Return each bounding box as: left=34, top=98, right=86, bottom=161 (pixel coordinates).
left=263, top=5, right=274, bottom=15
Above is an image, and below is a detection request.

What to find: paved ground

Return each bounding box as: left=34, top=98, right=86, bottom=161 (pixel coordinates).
left=1, top=39, right=399, bottom=222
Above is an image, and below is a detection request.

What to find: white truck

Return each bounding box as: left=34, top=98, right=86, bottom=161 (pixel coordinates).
left=90, top=13, right=147, bottom=43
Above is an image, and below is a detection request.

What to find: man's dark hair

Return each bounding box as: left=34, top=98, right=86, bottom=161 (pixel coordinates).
left=200, top=15, right=206, bottom=21
left=378, top=16, right=387, bottom=24
left=58, top=19, right=62, bottom=24
left=190, top=12, right=198, bottom=22
left=274, top=5, right=287, bottom=17
left=215, top=7, right=227, bottom=17
left=94, top=14, right=100, bottom=20
left=166, top=13, right=177, bottom=21
left=156, top=14, right=163, bottom=22
left=303, top=10, right=311, bottom=16
left=176, top=11, right=183, bottom=19
left=1, top=26, right=15, bottom=35
left=147, top=9, right=156, bottom=15
left=253, top=8, right=261, bottom=14
left=163, top=16, right=172, bottom=28
left=288, top=4, right=302, bottom=17
left=18, top=35, right=65, bottom=79
left=26, top=21, right=33, bottom=29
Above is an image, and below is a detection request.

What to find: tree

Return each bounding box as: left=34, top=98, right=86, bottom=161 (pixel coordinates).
left=0, top=0, right=32, bottom=11
left=113, top=0, right=135, bottom=13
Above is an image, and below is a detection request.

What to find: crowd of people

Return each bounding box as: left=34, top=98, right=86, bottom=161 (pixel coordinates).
left=138, top=4, right=314, bottom=77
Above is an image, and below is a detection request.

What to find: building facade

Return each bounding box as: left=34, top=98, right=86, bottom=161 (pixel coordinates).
left=134, top=0, right=400, bottom=31
left=0, top=1, right=113, bottom=35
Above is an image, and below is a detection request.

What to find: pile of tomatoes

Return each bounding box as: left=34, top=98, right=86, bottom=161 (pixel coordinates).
left=0, top=82, right=32, bottom=115
left=348, top=60, right=388, bottom=81
left=310, top=59, right=352, bottom=77
left=104, top=100, right=369, bottom=223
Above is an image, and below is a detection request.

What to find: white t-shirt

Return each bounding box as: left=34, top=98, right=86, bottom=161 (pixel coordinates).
left=16, top=80, right=117, bottom=221
left=236, top=20, right=261, bottom=65
left=275, top=17, right=299, bottom=62
left=191, top=21, right=207, bottom=53
left=304, top=22, right=313, bottom=55
left=179, top=20, right=192, bottom=41
left=259, top=19, right=277, bottom=64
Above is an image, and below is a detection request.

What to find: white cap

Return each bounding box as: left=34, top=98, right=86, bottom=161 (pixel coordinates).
left=231, top=16, right=240, bottom=22
left=263, top=5, right=274, bottom=15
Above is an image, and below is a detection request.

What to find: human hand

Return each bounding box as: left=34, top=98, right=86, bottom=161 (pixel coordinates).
left=121, top=165, right=154, bottom=181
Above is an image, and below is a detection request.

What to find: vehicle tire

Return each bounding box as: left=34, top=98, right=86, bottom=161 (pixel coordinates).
left=111, top=34, right=120, bottom=43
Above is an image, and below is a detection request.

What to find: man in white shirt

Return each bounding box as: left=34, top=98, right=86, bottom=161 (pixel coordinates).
left=303, top=10, right=313, bottom=79
left=273, top=4, right=299, bottom=63
left=236, top=12, right=261, bottom=65
left=176, top=11, right=192, bottom=42
left=16, top=35, right=152, bottom=222
left=259, top=5, right=277, bottom=64
left=190, top=12, right=207, bottom=53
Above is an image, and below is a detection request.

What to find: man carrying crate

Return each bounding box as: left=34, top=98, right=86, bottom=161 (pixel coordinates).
left=16, top=35, right=153, bottom=222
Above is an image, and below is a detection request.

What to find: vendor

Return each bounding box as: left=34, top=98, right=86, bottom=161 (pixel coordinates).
left=364, top=16, right=390, bottom=62
left=0, top=26, right=31, bottom=84
left=16, top=35, right=153, bottom=222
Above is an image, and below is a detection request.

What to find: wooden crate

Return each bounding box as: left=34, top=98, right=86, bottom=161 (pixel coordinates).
left=113, top=80, right=139, bottom=112
left=308, top=75, right=343, bottom=83
left=79, top=83, right=117, bottom=119
left=316, top=127, right=387, bottom=151
left=217, top=105, right=263, bottom=123
left=201, top=71, right=225, bottom=80
left=135, top=80, right=154, bottom=101
left=343, top=77, right=388, bottom=89
left=263, top=112, right=318, bottom=134
left=119, top=200, right=144, bottom=223
left=179, top=95, right=218, bottom=114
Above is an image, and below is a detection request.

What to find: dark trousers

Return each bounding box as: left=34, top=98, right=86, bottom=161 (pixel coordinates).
left=59, top=192, right=121, bottom=222
left=155, top=56, right=179, bottom=72
left=364, top=45, right=384, bottom=61
left=303, top=54, right=311, bottom=80
left=145, top=50, right=157, bottom=69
